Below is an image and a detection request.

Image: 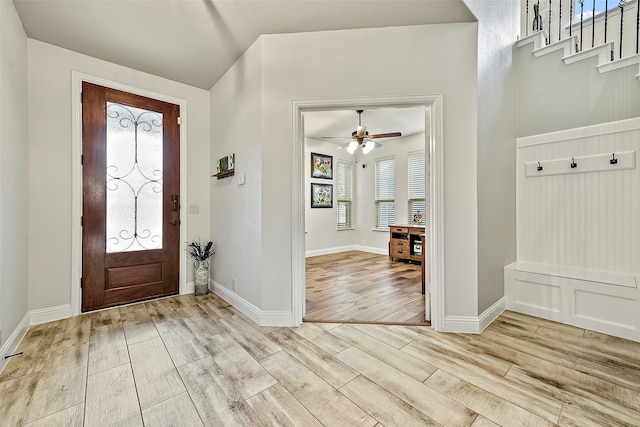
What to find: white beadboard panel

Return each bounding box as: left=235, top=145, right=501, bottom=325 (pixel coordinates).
left=505, top=264, right=640, bottom=342
left=574, top=290, right=637, bottom=330
left=517, top=119, right=640, bottom=276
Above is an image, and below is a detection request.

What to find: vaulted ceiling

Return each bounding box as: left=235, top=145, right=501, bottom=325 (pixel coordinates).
left=13, top=0, right=476, bottom=90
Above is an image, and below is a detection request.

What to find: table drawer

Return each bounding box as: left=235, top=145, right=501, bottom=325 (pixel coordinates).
left=390, top=226, right=408, bottom=234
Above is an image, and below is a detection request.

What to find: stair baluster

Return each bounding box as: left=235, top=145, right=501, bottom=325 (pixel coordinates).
left=559, top=0, right=562, bottom=42
left=579, top=0, right=585, bottom=51
left=620, top=0, right=626, bottom=59
left=592, top=0, right=596, bottom=47
left=605, top=0, right=609, bottom=43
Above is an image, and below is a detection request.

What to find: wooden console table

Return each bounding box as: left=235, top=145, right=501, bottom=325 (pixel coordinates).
left=389, top=225, right=425, bottom=263
left=389, top=225, right=426, bottom=294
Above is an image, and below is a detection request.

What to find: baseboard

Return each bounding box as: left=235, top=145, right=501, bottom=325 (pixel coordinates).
left=443, top=297, right=505, bottom=334
left=305, top=245, right=387, bottom=257
left=306, top=245, right=356, bottom=257
left=184, top=281, right=195, bottom=294
left=355, top=245, right=388, bottom=256
left=210, top=281, right=293, bottom=327
left=30, top=304, right=71, bottom=325
left=0, top=312, right=30, bottom=375
left=478, top=297, right=506, bottom=332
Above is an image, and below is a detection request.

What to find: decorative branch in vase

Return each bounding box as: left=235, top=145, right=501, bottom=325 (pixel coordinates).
left=187, top=239, right=215, bottom=296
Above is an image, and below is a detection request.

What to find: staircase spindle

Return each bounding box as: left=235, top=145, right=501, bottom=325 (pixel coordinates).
left=592, top=0, right=596, bottom=47
left=620, top=0, right=626, bottom=59
left=570, top=0, right=573, bottom=36
left=605, top=0, right=609, bottom=43
left=526, top=0, right=530, bottom=36
left=579, top=0, right=585, bottom=51
left=559, top=0, right=562, bottom=42
left=549, top=0, right=553, bottom=43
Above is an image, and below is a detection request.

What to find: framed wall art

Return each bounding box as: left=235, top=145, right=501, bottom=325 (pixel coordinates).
left=311, top=183, right=333, bottom=208
left=311, top=152, right=333, bottom=179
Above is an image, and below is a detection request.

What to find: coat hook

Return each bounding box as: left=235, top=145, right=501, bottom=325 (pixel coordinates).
left=610, top=153, right=618, bottom=165
left=537, top=161, right=543, bottom=171
left=570, top=157, right=577, bottom=168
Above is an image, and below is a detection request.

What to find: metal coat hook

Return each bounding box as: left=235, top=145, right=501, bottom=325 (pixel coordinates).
left=610, top=153, right=618, bottom=165
left=570, top=158, right=577, bottom=168
left=537, top=161, right=543, bottom=171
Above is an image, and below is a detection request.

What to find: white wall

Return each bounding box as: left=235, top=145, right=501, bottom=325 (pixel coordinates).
left=0, top=1, right=29, bottom=346
left=209, top=39, right=264, bottom=309
left=464, top=0, right=519, bottom=315
left=27, top=40, right=211, bottom=313
left=304, top=137, right=357, bottom=254
left=211, top=23, right=479, bottom=320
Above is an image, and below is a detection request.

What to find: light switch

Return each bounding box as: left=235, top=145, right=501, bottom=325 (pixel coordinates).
left=189, top=204, right=200, bottom=214
left=237, top=174, right=246, bottom=185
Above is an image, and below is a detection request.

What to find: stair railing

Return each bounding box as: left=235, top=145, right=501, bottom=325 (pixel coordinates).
left=523, top=0, right=640, bottom=59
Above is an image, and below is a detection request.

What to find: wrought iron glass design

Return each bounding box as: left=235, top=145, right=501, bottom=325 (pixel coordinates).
left=106, top=102, right=163, bottom=253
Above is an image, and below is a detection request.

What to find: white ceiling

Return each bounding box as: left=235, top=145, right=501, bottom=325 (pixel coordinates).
left=13, top=0, right=475, bottom=90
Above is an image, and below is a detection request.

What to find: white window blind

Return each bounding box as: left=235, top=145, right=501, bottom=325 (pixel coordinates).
left=408, top=151, right=426, bottom=225
left=336, top=160, right=352, bottom=229
left=375, top=157, right=395, bottom=229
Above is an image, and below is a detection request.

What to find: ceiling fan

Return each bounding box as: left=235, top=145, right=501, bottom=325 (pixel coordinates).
left=323, top=109, right=402, bottom=154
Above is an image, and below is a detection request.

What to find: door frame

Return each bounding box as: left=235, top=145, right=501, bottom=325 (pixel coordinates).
left=292, top=94, right=445, bottom=330
left=70, top=72, right=188, bottom=316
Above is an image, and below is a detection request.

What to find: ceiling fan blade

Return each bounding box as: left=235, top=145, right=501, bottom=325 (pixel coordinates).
left=370, top=132, right=402, bottom=139
left=322, top=136, right=350, bottom=139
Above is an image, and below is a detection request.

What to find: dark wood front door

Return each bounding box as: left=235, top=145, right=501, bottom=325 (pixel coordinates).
left=82, top=82, right=180, bottom=311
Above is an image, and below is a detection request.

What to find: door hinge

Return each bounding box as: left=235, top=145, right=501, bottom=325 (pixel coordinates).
left=81, top=216, right=83, bottom=227
left=81, top=154, right=83, bottom=165
left=177, top=116, right=182, bottom=125
left=80, top=278, right=83, bottom=289
left=80, top=91, right=83, bottom=104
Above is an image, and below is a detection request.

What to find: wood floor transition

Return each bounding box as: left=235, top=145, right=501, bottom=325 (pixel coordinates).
left=305, top=250, right=426, bottom=324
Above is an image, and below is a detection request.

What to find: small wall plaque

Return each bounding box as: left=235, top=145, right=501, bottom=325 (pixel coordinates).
left=213, top=153, right=235, bottom=179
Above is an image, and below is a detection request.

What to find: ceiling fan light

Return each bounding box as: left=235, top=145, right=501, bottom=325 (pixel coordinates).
left=347, top=140, right=358, bottom=154
left=356, top=125, right=367, bottom=138
left=362, top=140, right=375, bottom=154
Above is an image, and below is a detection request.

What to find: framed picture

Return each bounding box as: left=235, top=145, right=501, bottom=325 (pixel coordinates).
left=311, top=183, right=333, bottom=208
left=311, top=152, right=333, bottom=179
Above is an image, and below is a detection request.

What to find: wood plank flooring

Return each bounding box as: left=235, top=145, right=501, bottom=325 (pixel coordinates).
left=305, top=251, right=426, bottom=323
left=2, top=293, right=640, bottom=426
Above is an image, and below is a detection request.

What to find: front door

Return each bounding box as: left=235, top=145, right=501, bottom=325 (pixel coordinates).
left=82, top=82, right=180, bottom=311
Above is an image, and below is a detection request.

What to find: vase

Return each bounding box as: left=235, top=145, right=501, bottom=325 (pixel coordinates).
left=194, top=261, right=209, bottom=296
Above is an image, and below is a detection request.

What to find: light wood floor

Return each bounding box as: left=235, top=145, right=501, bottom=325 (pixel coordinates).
left=305, top=251, right=426, bottom=324
left=2, top=292, right=640, bottom=426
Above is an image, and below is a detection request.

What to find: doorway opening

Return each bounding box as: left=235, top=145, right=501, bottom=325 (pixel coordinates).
left=291, top=95, right=445, bottom=330
left=303, top=106, right=429, bottom=324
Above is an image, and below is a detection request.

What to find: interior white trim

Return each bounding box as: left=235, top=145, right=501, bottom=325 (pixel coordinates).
left=305, top=245, right=388, bottom=258
left=30, top=304, right=72, bottom=325
left=0, top=312, right=30, bottom=375
left=443, top=297, right=505, bottom=334
left=517, top=116, right=640, bottom=148
left=211, top=281, right=293, bottom=326
left=71, top=72, right=188, bottom=316
left=292, top=94, right=445, bottom=330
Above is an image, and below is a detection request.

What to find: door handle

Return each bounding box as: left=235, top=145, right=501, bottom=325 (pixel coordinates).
left=170, top=194, right=179, bottom=211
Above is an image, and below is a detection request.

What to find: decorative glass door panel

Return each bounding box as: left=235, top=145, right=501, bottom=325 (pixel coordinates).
left=106, top=102, right=163, bottom=253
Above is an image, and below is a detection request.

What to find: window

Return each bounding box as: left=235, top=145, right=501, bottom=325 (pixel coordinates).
left=375, top=156, right=395, bottom=229
left=574, top=0, right=616, bottom=22
left=408, top=151, right=426, bottom=225
left=336, top=160, right=352, bottom=229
